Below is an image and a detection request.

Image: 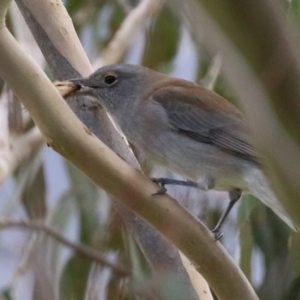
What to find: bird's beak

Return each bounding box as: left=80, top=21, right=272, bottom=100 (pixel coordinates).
left=68, top=78, right=95, bottom=95
left=68, top=78, right=84, bottom=88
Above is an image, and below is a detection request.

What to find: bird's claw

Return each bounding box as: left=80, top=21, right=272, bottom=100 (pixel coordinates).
left=211, top=228, right=224, bottom=241
left=151, top=178, right=167, bottom=195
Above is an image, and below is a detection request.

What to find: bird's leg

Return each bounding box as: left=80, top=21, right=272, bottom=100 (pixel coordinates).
left=152, top=178, right=241, bottom=240
left=151, top=178, right=168, bottom=195
left=152, top=178, right=199, bottom=188
left=151, top=177, right=215, bottom=194
left=151, top=178, right=200, bottom=195
left=211, top=189, right=242, bottom=240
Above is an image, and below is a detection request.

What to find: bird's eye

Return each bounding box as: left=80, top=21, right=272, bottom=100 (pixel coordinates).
left=104, top=75, right=117, bottom=85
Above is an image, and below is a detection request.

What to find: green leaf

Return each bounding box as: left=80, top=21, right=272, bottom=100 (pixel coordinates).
left=47, top=191, right=78, bottom=277
left=60, top=256, right=92, bottom=300
left=109, top=4, right=126, bottom=34
left=237, top=194, right=260, bottom=225
left=3, top=149, right=45, bottom=218
left=283, top=276, right=300, bottom=300
left=66, top=162, right=100, bottom=245
left=287, top=0, right=300, bottom=37
left=0, top=288, right=13, bottom=300
left=252, top=206, right=291, bottom=300
left=142, top=7, right=180, bottom=70
left=288, top=231, right=300, bottom=275
left=251, top=205, right=290, bottom=266
left=239, top=219, right=253, bottom=281
left=21, top=159, right=47, bottom=220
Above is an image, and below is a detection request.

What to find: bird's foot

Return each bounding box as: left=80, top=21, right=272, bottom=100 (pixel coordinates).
left=151, top=178, right=168, bottom=195
left=211, top=227, right=224, bottom=241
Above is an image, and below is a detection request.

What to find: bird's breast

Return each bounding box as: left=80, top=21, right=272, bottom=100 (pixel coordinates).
left=113, top=104, right=249, bottom=192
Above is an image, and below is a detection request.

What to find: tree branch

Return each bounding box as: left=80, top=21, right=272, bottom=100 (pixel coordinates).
left=0, top=219, right=130, bottom=277
left=0, top=1, right=257, bottom=299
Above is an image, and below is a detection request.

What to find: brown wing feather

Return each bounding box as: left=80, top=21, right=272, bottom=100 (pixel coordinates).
left=151, top=82, right=260, bottom=164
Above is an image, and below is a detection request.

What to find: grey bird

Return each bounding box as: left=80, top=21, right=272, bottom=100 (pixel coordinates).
left=68, top=64, right=296, bottom=235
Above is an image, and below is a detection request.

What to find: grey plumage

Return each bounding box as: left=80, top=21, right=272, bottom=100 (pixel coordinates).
left=69, top=64, right=296, bottom=230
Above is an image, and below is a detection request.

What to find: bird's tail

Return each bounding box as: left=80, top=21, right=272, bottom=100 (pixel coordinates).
left=244, top=167, right=298, bottom=231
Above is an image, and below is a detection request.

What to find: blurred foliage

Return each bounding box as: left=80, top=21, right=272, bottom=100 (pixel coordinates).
left=60, top=256, right=92, bottom=300
left=1, top=0, right=300, bottom=299
left=0, top=289, right=13, bottom=300
left=18, top=156, right=47, bottom=220
left=0, top=78, right=4, bottom=95
left=66, top=163, right=99, bottom=245
left=287, top=0, right=300, bottom=35
left=142, top=7, right=180, bottom=70
left=251, top=206, right=291, bottom=300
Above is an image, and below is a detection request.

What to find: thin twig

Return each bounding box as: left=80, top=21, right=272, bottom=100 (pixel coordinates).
left=0, top=219, right=131, bottom=277
left=203, top=53, right=222, bottom=90
left=93, top=0, right=162, bottom=68
left=10, top=233, right=40, bottom=291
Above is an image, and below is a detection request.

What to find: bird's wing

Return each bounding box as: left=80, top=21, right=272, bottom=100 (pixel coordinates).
left=150, top=82, right=260, bottom=164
